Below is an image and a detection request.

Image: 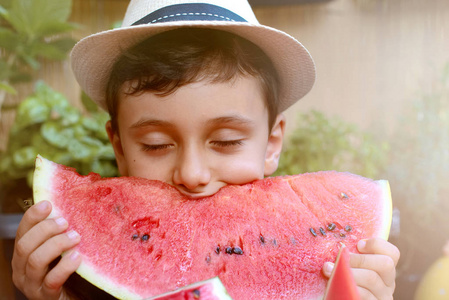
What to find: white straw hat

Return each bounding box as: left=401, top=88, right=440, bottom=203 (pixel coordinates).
left=71, top=0, right=316, bottom=112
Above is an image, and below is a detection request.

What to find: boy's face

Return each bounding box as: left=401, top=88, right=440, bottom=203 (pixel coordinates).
left=106, top=75, right=285, bottom=198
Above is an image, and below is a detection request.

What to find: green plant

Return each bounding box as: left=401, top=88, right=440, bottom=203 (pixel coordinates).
left=274, top=110, right=388, bottom=178
left=0, top=81, right=118, bottom=187
left=0, top=0, right=76, bottom=110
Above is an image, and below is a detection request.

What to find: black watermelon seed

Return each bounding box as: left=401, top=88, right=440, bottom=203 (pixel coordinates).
left=141, top=234, right=149, bottom=241
left=345, top=225, right=353, bottom=232
left=319, top=227, right=326, bottom=236
left=131, top=234, right=139, bottom=240
left=259, top=234, right=265, bottom=244
left=327, top=223, right=336, bottom=231
left=309, top=228, right=317, bottom=237
left=225, top=247, right=233, bottom=254
left=215, top=246, right=220, bottom=254
left=340, top=192, right=349, bottom=199
left=232, top=247, right=243, bottom=255
left=193, top=289, right=200, bottom=298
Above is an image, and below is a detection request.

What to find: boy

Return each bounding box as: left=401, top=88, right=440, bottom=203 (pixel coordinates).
left=11, top=0, right=400, bottom=299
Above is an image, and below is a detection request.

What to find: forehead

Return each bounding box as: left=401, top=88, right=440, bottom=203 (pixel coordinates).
left=117, top=76, right=269, bottom=129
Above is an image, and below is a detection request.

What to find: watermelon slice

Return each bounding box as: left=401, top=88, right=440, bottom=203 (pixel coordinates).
left=324, top=244, right=360, bottom=300
left=33, top=155, right=392, bottom=300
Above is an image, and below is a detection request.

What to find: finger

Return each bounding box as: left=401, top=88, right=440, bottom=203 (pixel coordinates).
left=15, top=201, right=52, bottom=241
left=357, top=286, right=377, bottom=300
left=358, top=238, right=400, bottom=266
left=26, top=230, right=81, bottom=285
left=43, top=249, right=82, bottom=297
left=349, top=252, right=396, bottom=287
left=12, top=217, right=69, bottom=289
left=352, top=268, right=394, bottom=300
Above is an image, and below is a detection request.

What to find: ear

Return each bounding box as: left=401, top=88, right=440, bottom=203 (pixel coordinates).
left=106, top=120, right=128, bottom=176
left=264, top=114, right=286, bottom=176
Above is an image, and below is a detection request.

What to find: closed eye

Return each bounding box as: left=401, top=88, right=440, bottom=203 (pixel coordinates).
left=141, top=144, right=173, bottom=152
left=210, top=140, right=244, bottom=147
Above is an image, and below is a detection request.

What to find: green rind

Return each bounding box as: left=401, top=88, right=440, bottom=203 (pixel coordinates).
left=377, top=180, right=392, bottom=240
left=76, top=262, right=141, bottom=300
left=147, top=277, right=233, bottom=300
left=33, top=155, right=141, bottom=300
left=33, top=155, right=57, bottom=216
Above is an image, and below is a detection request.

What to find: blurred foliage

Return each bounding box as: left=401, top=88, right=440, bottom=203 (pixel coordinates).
left=382, top=63, right=449, bottom=281
left=274, top=110, right=389, bottom=178
left=0, top=81, right=118, bottom=187
left=0, top=0, right=76, bottom=102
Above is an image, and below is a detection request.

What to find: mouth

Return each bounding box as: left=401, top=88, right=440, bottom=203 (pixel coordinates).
left=177, top=189, right=212, bottom=199
left=175, top=184, right=226, bottom=199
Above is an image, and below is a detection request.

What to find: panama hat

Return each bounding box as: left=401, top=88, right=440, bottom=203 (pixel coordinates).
left=71, top=0, right=316, bottom=112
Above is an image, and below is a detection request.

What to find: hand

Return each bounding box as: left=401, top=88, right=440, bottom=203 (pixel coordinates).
left=323, top=238, right=400, bottom=300
left=11, top=200, right=82, bottom=300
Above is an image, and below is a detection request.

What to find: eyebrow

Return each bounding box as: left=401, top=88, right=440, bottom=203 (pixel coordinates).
left=130, top=118, right=174, bottom=129
left=130, top=115, right=255, bottom=129
left=206, top=115, right=255, bottom=128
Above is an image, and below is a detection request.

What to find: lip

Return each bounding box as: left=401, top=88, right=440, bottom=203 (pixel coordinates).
left=177, top=190, right=212, bottom=199
left=175, top=185, right=226, bottom=199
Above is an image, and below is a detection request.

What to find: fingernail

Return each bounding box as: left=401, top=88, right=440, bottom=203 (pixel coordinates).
left=55, top=217, right=68, bottom=227
left=70, top=250, right=80, bottom=261
left=35, top=201, right=49, bottom=211
left=358, top=239, right=367, bottom=250
left=67, top=230, right=80, bottom=240
left=325, top=262, right=334, bottom=274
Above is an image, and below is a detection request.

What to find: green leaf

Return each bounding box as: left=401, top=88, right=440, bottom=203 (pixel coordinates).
left=29, top=40, right=71, bottom=60
left=37, top=21, right=77, bottom=37
left=81, top=91, right=98, bottom=113
left=90, top=160, right=118, bottom=177
left=12, top=146, right=38, bottom=168
left=47, top=37, right=76, bottom=53
left=21, top=53, right=40, bottom=69
left=67, top=139, right=96, bottom=162
left=0, top=81, right=17, bottom=95
left=8, top=0, right=73, bottom=36
left=0, top=27, right=20, bottom=51
left=0, top=4, right=9, bottom=21
left=41, top=121, right=74, bottom=148
left=14, top=95, right=50, bottom=129
left=0, top=156, right=12, bottom=174
left=98, top=145, right=115, bottom=160
left=0, top=1, right=12, bottom=10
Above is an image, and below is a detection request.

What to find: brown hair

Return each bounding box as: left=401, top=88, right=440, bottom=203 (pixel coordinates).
left=106, top=28, right=280, bottom=132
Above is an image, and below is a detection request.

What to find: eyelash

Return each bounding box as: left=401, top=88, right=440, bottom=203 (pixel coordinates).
left=210, top=140, right=244, bottom=147
left=141, top=140, right=244, bottom=152
left=141, top=144, right=172, bottom=152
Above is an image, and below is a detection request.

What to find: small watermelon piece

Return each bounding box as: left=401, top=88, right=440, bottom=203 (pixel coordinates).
left=148, top=277, right=231, bottom=300
left=33, top=155, right=392, bottom=300
left=324, top=244, right=360, bottom=300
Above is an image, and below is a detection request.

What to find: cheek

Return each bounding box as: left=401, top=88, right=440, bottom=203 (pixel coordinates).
left=218, top=150, right=267, bottom=185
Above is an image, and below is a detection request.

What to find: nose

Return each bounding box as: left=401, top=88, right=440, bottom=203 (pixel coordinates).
left=172, top=145, right=211, bottom=192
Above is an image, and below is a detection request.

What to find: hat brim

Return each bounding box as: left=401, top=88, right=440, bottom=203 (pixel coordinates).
left=71, top=21, right=316, bottom=112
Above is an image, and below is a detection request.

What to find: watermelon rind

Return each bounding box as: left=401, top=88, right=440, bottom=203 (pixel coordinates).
left=147, top=277, right=233, bottom=300
left=377, top=180, right=392, bottom=240
left=33, top=155, right=142, bottom=300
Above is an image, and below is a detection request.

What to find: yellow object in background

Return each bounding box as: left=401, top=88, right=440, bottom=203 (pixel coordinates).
left=415, top=242, right=449, bottom=300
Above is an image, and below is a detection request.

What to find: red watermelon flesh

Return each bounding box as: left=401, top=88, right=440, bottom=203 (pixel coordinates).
left=33, top=155, right=392, bottom=300
left=324, top=244, right=360, bottom=300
